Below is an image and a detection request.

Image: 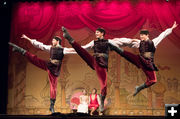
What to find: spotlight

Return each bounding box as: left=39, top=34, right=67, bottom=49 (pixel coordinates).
left=3, top=1, right=7, bottom=6
left=166, top=0, right=169, bottom=2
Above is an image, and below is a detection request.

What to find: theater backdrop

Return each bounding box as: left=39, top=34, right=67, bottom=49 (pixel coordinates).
left=7, top=0, right=180, bottom=115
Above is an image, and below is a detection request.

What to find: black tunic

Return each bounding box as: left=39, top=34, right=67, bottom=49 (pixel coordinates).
left=93, top=39, right=109, bottom=68
left=47, top=46, right=64, bottom=76
left=139, top=40, right=158, bottom=71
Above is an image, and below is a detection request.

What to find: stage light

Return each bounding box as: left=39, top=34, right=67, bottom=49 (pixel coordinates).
left=3, top=1, right=6, bottom=5
left=166, top=0, right=169, bottom=2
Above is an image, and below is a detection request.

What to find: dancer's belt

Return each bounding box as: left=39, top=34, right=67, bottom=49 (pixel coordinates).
left=50, top=59, right=60, bottom=65
left=93, top=53, right=108, bottom=57
left=141, top=52, right=153, bottom=59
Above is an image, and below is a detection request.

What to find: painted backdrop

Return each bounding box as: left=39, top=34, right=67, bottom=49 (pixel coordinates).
left=8, top=0, right=180, bottom=115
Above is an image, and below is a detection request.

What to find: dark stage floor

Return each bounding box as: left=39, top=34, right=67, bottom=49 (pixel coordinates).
left=0, top=113, right=165, bottom=119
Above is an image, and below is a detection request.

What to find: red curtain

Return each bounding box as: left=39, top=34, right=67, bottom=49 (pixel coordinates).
left=10, top=0, right=180, bottom=48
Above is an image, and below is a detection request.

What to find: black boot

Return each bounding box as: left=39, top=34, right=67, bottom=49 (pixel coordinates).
left=99, top=95, right=106, bottom=113
left=8, top=42, right=26, bottom=55
left=133, top=83, right=147, bottom=96
left=109, top=43, right=124, bottom=55
left=49, top=99, right=56, bottom=113
left=62, top=26, right=74, bottom=44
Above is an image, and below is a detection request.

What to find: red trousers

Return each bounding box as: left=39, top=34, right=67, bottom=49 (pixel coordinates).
left=121, top=51, right=157, bottom=86
left=25, top=52, right=58, bottom=99
left=72, top=42, right=107, bottom=96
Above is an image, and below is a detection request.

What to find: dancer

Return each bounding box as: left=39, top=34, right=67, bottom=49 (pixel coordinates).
left=109, top=21, right=178, bottom=96
left=77, top=89, right=89, bottom=114
left=9, top=34, right=75, bottom=113
left=88, top=88, right=100, bottom=115
left=62, top=27, right=124, bottom=114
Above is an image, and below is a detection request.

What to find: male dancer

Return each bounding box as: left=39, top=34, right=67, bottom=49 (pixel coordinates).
left=9, top=34, right=75, bottom=113
left=108, top=21, right=178, bottom=96
left=62, top=27, right=125, bottom=114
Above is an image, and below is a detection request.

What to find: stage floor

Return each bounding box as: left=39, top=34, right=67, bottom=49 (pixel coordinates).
left=0, top=113, right=165, bottom=119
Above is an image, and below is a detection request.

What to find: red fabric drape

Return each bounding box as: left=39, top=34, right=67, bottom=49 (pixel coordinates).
left=10, top=0, right=180, bottom=48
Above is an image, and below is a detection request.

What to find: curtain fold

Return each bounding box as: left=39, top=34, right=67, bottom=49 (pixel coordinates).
left=10, top=0, right=180, bottom=48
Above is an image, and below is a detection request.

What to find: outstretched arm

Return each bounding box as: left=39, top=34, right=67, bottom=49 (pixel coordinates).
left=81, top=40, right=94, bottom=51
left=63, top=47, right=77, bottom=54
left=63, top=41, right=94, bottom=55
left=21, top=34, right=32, bottom=42
left=153, top=21, right=178, bottom=48
left=109, top=38, right=140, bottom=48
left=21, top=34, right=51, bottom=52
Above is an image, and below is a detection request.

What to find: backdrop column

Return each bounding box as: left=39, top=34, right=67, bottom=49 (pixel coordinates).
left=59, top=56, right=70, bottom=113
left=147, top=87, right=152, bottom=108
left=114, top=82, right=120, bottom=108
left=60, top=80, right=67, bottom=108
left=113, top=54, right=121, bottom=114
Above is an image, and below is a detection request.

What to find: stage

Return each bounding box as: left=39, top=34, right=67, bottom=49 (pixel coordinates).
left=0, top=113, right=165, bottom=119
left=0, top=0, right=180, bottom=118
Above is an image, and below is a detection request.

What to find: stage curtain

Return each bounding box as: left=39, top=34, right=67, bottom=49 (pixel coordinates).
left=10, top=0, right=180, bottom=49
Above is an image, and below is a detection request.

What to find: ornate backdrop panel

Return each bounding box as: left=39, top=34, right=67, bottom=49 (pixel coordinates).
left=8, top=0, right=180, bottom=115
